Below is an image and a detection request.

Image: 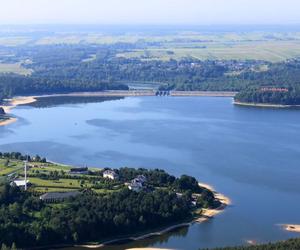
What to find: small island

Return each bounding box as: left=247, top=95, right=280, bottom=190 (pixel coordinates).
left=234, top=87, right=300, bottom=107
left=0, top=152, right=229, bottom=249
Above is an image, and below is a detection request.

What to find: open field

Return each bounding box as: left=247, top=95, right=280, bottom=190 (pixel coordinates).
left=1, top=31, right=300, bottom=62
left=0, top=36, right=32, bottom=46
left=29, top=177, right=92, bottom=189
left=116, top=41, right=300, bottom=62
left=0, top=63, right=32, bottom=75
left=0, top=159, right=23, bottom=176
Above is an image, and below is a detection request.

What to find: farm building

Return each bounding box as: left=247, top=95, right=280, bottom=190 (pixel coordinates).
left=39, top=191, right=80, bottom=203
left=69, top=167, right=89, bottom=175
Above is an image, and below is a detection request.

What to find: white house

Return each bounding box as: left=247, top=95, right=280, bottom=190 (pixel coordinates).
left=11, top=180, right=30, bottom=188
left=103, top=170, right=118, bottom=180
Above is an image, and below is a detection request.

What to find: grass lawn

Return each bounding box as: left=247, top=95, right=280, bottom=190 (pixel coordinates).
left=29, top=177, right=90, bottom=188
left=0, top=157, right=121, bottom=195
left=0, top=159, right=24, bottom=176
left=33, top=187, right=80, bottom=192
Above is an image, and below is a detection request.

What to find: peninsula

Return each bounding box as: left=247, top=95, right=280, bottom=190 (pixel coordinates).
left=0, top=152, right=229, bottom=249
left=234, top=87, right=300, bottom=108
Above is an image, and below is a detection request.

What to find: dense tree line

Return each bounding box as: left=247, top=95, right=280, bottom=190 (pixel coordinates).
left=234, top=87, right=300, bottom=105
left=0, top=152, right=46, bottom=163
left=0, top=183, right=191, bottom=248
left=0, top=74, right=128, bottom=100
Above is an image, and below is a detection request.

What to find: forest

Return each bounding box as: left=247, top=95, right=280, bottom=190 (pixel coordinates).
left=0, top=184, right=190, bottom=248
left=1, top=44, right=300, bottom=104
left=234, top=87, right=300, bottom=105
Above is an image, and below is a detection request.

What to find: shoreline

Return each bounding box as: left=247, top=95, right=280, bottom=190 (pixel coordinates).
left=35, top=90, right=237, bottom=97
left=233, top=100, right=300, bottom=108
left=279, top=224, right=300, bottom=233
left=0, top=96, right=37, bottom=127
left=74, top=182, right=230, bottom=249
left=30, top=181, right=230, bottom=250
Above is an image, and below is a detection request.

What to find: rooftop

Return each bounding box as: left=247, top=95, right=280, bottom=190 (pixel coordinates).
left=40, top=191, right=80, bottom=200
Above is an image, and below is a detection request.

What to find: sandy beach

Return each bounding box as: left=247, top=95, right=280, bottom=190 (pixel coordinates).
left=0, top=96, right=37, bottom=127
left=171, top=91, right=237, bottom=97
left=233, top=101, right=300, bottom=108
left=280, top=224, right=300, bottom=233
left=195, top=182, right=231, bottom=222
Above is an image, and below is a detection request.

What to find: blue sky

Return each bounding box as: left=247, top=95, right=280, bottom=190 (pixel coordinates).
left=0, top=0, right=299, bottom=25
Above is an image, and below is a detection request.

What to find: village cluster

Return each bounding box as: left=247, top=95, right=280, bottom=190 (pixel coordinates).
left=10, top=164, right=148, bottom=203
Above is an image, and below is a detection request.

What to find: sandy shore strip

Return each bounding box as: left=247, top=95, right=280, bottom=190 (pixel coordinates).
left=0, top=96, right=37, bottom=126
left=171, top=91, right=237, bottom=97
left=279, top=224, right=300, bottom=233
left=233, top=101, right=300, bottom=108
left=35, top=90, right=237, bottom=98
left=195, top=182, right=231, bottom=223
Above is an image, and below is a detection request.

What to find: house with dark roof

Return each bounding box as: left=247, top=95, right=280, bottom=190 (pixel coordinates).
left=128, top=175, right=147, bottom=192
left=135, top=175, right=147, bottom=183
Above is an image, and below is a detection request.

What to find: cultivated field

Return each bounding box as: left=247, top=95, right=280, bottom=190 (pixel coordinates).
left=116, top=40, right=300, bottom=62
left=0, top=30, right=300, bottom=62
left=0, top=63, right=32, bottom=75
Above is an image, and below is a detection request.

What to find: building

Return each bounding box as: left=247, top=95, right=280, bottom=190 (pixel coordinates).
left=260, top=87, right=289, bottom=93
left=40, top=191, right=80, bottom=203
left=128, top=175, right=147, bottom=192
left=11, top=180, right=31, bottom=189
left=103, top=170, right=118, bottom=180
left=135, top=175, right=147, bottom=183
left=69, top=167, right=89, bottom=175
left=128, top=179, right=144, bottom=192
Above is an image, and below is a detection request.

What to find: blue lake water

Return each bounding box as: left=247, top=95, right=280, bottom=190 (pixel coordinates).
left=1, top=96, right=300, bottom=249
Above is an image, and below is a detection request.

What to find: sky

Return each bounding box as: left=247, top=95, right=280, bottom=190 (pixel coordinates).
left=0, top=0, right=299, bottom=25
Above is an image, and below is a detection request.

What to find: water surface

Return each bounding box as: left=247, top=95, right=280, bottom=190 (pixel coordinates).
left=1, top=96, right=300, bottom=249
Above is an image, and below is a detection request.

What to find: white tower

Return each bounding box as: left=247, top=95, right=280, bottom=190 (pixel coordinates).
left=24, top=159, right=27, bottom=191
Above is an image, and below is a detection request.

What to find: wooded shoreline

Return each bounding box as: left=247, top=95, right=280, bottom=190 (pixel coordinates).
left=31, top=182, right=230, bottom=250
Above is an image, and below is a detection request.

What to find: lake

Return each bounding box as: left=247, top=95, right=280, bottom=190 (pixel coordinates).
left=1, top=96, right=300, bottom=249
